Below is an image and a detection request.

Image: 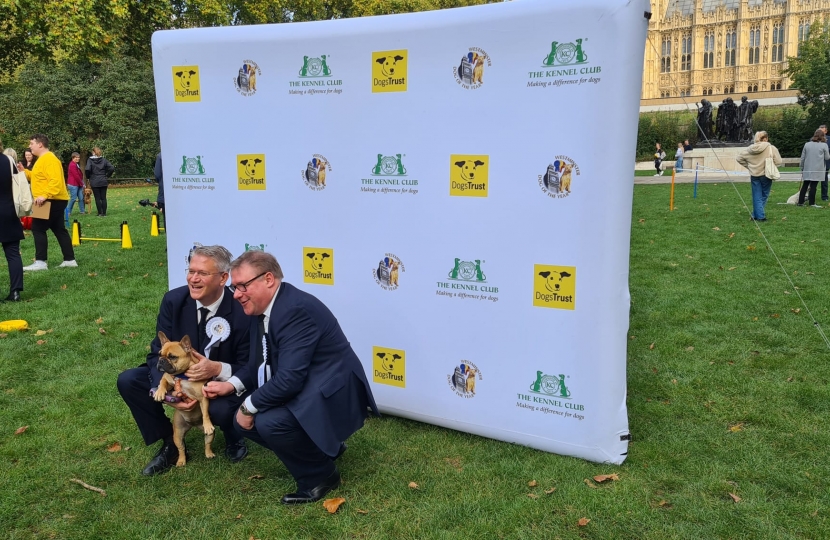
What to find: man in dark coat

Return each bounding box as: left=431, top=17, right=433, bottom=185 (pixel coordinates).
left=117, top=245, right=251, bottom=475
left=154, top=152, right=166, bottom=229
left=0, top=150, right=24, bottom=301
left=204, top=250, right=378, bottom=504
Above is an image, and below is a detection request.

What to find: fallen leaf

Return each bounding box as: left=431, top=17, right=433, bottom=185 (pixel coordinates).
left=159, top=262, right=164, bottom=267
left=728, top=423, right=744, bottom=433
left=649, top=343, right=655, bottom=350
left=630, top=335, right=636, bottom=340
left=356, top=509, right=369, bottom=514
left=786, top=377, right=793, bottom=382
left=14, top=425, right=28, bottom=435
left=107, top=442, right=122, bottom=452
left=712, top=227, right=721, bottom=231
left=685, top=346, right=694, bottom=351
left=672, top=379, right=677, bottom=384
left=95, top=317, right=104, bottom=324
left=35, top=330, right=47, bottom=336
left=781, top=216, right=787, bottom=220
left=807, top=272, right=815, bottom=275
left=746, top=245, right=756, bottom=251
left=129, top=332, right=137, bottom=338
left=61, top=284, right=67, bottom=290
left=657, top=500, right=671, bottom=508
left=528, top=480, right=538, bottom=487
left=143, top=274, right=149, bottom=278
left=728, top=232, right=735, bottom=238
left=36, top=340, right=46, bottom=345
left=638, top=218, right=645, bottom=223
left=527, top=493, right=538, bottom=499
left=99, top=328, right=106, bottom=334
left=0, top=334, right=7, bottom=338
left=583, top=478, right=597, bottom=488
left=729, top=492, right=741, bottom=503
left=593, top=474, right=620, bottom=483
left=545, top=487, right=556, bottom=494
left=87, top=272, right=97, bottom=277
left=120, top=340, right=129, bottom=345
left=728, top=266, right=737, bottom=271
left=791, top=308, right=801, bottom=314
left=784, top=291, right=791, bottom=295
left=578, top=517, right=590, bottom=527
left=236, top=514, right=242, bottom=519
left=770, top=313, right=780, bottom=318
left=753, top=317, right=758, bottom=321
left=248, top=475, right=264, bottom=480
left=408, top=482, right=419, bottom=489
left=323, top=497, right=346, bottom=513
left=63, top=515, right=74, bottom=519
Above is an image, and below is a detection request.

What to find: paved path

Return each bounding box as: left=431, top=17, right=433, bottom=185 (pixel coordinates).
left=634, top=172, right=805, bottom=185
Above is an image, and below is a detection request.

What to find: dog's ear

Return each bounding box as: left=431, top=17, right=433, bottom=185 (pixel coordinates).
left=188, top=70, right=196, bottom=76
left=239, top=159, right=249, bottom=166
left=180, top=335, right=192, bottom=352
left=538, top=271, right=551, bottom=278
left=254, top=158, right=262, bottom=164
left=454, top=161, right=466, bottom=168
left=474, top=160, right=485, bottom=167
left=394, top=55, right=404, bottom=61
left=559, top=271, right=572, bottom=279
left=376, top=352, right=386, bottom=359
left=393, top=354, right=401, bottom=360
left=175, top=71, right=183, bottom=77
left=322, top=253, right=330, bottom=259
left=158, top=331, right=170, bottom=345
left=306, top=252, right=315, bottom=259
left=375, top=57, right=386, bottom=65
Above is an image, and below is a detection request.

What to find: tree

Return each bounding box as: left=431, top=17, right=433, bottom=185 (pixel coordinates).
left=785, top=22, right=830, bottom=127
left=0, top=57, right=159, bottom=177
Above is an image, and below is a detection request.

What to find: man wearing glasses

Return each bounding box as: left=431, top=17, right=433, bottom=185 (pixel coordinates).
left=202, top=250, right=378, bottom=504
left=117, top=245, right=251, bottom=475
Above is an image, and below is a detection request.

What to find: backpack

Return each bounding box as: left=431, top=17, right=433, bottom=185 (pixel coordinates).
left=7, top=155, right=33, bottom=217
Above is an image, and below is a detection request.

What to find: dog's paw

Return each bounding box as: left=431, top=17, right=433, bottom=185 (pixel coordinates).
left=205, top=450, right=216, bottom=459
left=203, top=423, right=215, bottom=435
left=152, top=388, right=166, bottom=402
left=176, top=459, right=186, bottom=467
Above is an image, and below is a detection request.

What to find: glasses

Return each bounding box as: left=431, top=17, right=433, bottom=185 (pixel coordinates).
left=185, top=269, right=225, bottom=279
left=229, top=272, right=267, bottom=293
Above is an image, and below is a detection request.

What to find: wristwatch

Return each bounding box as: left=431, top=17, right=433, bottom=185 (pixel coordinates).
left=240, top=403, right=254, bottom=416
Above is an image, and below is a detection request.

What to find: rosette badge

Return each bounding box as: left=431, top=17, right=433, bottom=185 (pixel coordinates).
left=204, top=316, right=231, bottom=357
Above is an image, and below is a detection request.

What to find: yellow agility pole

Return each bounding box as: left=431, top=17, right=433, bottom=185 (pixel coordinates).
left=151, top=212, right=159, bottom=236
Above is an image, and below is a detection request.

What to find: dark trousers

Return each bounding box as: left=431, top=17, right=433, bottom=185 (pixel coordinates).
left=798, top=181, right=819, bottom=206
left=823, top=168, right=829, bottom=201
left=2, top=241, right=23, bottom=293
left=31, top=199, right=75, bottom=262
left=117, top=365, right=246, bottom=447
left=234, top=407, right=335, bottom=491
left=92, top=186, right=108, bottom=216
left=158, top=202, right=166, bottom=232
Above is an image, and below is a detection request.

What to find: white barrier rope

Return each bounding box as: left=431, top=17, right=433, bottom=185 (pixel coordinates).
left=645, top=35, right=830, bottom=350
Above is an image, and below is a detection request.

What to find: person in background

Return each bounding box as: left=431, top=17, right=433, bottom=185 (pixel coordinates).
left=683, top=139, right=693, bottom=152
left=0, top=145, right=24, bottom=301
left=17, top=133, right=77, bottom=271
left=820, top=125, right=829, bottom=202
left=675, top=143, right=684, bottom=173
left=654, top=143, right=666, bottom=176
left=66, top=152, right=86, bottom=215
left=85, top=147, right=115, bottom=217
left=736, top=131, right=782, bottom=221
left=798, top=129, right=830, bottom=208
left=154, top=152, right=165, bottom=231
left=21, top=149, right=36, bottom=171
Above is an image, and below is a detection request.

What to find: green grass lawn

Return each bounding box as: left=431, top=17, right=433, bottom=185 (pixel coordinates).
left=1, top=185, right=829, bottom=539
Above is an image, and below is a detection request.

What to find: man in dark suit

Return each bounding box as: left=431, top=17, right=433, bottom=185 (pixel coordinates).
left=203, top=250, right=378, bottom=504
left=117, top=245, right=251, bottom=475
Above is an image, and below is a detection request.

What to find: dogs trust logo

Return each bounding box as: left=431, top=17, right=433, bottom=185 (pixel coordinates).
left=372, top=50, right=407, bottom=93
left=533, top=264, right=576, bottom=310
left=303, top=247, right=334, bottom=286
left=237, top=154, right=266, bottom=190
left=302, top=155, right=331, bottom=191
left=372, top=346, right=405, bottom=388
left=373, top=254, right=404, bottom=291
left=448, top=361, right=481, bottom=399
left=453, top=48, right=491, bottom=90
left=172, top=66, right=201, bottom=102
left=450, top=154, right=489, bottom=197
left=539, top=156, right=580, bottom=199
left=234, top=60, right=260, bottom=96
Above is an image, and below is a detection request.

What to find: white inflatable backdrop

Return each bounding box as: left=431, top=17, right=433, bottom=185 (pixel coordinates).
left=153, top=0, right=648, bottom=464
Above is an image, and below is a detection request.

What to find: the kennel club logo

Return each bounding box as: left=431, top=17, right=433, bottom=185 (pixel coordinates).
left=454, top=48, right=490, bottom=90
left=533, top=264, right=576, bottom=310
left=299, top=55, right=332, bottom=78
left=237, top=154, right=266, bottom=190
left=436, top=258, right=499, bottom=302
left=244, top=243, right=265, bottom=252
left=303, top=247, right=334, bottom=285
left=372, top=346, right=405, bottom=388
left=171, top=155, right=215, bottom=190
left=373, top=253, right=405, bottom=291
left=372, top=154, right=407, bottom=176
left=543, top=38, right=589, bottom=67
left=539, top=156, right=580, bottom=199
left=233, top=60, right=260, bottom=96
left=448, top=361, right=482, bottom=398
left=448, top=258, right=486, bottom=283
left=372, top=50, right=407, bottom=93
left=172, top=65, right=201, bottom=102
left=529, top=370, right=571, bottom=399
left=179, top=155, right=205, bottom=175
left=450, top=154, right=489, bottom=197
left=302, top=155, right=331, bottom=191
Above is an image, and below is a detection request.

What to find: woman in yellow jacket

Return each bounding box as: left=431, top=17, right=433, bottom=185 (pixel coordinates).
left=16, top=134, right=76, bottom=271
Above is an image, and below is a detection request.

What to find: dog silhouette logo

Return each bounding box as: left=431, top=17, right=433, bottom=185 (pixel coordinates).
left=172, top=66, right=201, bottom=102
left=533, top=265, right=576, bottom=310
left=454, top=48, right=491, bottom=89
left=529, top=370, right=571, bottom=398
left=450, top=155, right=489, bottom=197
left=372, top=50, right=407, bottom=93
left=542, top=38, right=589, bottom=67
left=303, top=247, right=334, bottom=285
left=298, top=55, right=332, bottom=78
left=371, top=154, right=407, bottom=176
left=236, top=154, right=266, bottom=190
left=179, top=156, right=205, bottom=176
left=372, top=346, right=406, bottom=387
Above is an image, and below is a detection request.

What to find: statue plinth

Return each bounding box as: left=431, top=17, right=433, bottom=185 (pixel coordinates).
left=683, top=146, right=750, bottom=173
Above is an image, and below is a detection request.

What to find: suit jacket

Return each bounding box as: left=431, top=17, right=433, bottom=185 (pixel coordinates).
left=0, top=154, right=24, bottom=244
left=145, top=285, right=251, bottom=388
left=236, top=282, right=379, bottom=456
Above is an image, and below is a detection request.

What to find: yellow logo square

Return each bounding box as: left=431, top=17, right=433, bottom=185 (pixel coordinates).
left=172, top=66, right=201, bottom=102
left=372, top=346, right=406, bottom=387
left=372, top=50, right=407, bottom=93
left=303, top=247, right=334, bottom=285
left=237, top=154, right=265, bottom=190
left=533, top=265, right=576, bottom=310
left=450, top=155, right=489, bottom=197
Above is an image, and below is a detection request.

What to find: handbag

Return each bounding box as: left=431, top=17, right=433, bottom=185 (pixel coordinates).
left=8, top=156, right=33, bottom=217
left=764, top=146, right=781, bottom=180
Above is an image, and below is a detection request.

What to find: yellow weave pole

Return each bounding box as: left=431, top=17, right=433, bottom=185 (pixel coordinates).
left=121, top=222, right=133, bottom=249
left=670, top=167, right=676, bottom=211
left=150, top=212, right=159, bottom=236
left=71, top=220, right=81, bottom=246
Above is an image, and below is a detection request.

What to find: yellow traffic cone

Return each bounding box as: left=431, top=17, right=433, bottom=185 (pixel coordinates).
left=121, top=221, right=133, bottom=249
left=72, top=220, right=81, bottom=246
left=150, top=212, right=159, bottom=236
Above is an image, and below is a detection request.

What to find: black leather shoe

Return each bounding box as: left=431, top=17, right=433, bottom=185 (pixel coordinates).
left=141, top=440, right=180, bottom=476
left=3, top=291, right=20, bottom=302
left=334, top=442, right=347, bottom=460
left=281, top=470, right=341, bottom=505
left=225, top=440, right=248, bottom=463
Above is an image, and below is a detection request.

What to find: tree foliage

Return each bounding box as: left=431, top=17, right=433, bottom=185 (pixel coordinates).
left=785, top=22, right=830, bottom=126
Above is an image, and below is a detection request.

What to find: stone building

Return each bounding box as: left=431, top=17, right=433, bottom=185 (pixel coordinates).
left=641, top=0, right=829, bottom=107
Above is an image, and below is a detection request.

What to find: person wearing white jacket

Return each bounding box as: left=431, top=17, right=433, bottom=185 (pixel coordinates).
left=736, top=131, right=782, bottom=221
left=797, top=129, right=830, bottom=207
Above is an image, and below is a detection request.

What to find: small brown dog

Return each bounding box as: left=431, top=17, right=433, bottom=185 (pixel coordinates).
left=83, top=187, right=92, bottom=209
left=153, top=331, right=215, bottom=466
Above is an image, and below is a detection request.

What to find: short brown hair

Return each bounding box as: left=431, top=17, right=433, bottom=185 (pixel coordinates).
left=812, top=129, right=826, bottom=143
left=231, top=250, right=284, bottom=280
left=30, top=133, right=49, bottom=148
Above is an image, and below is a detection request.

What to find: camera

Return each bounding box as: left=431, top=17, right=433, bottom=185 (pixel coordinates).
left=138, top=199, right=156, bottom=208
